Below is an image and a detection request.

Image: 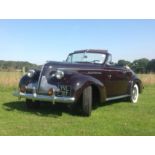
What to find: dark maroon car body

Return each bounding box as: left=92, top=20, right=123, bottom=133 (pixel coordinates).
left=14, top=49, right=143, bottom=116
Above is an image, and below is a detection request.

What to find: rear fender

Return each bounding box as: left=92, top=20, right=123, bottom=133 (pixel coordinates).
left=128, top=78, right=143, bottom=95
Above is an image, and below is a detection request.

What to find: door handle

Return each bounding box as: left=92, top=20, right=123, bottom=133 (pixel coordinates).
left=108, top=74, right=112, bottom=79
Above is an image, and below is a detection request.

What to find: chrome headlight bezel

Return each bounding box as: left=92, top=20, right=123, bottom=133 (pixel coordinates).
left=55, top=70, right=64, bottom=80
left=27, top=69, right=35, bottom=78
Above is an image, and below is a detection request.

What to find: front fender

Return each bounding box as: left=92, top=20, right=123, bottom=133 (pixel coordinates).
left=19, top=70, right=40, bottom=88
left=19, top=75, right=31, bottom=88
left=70, top=73, right=106, bottom=103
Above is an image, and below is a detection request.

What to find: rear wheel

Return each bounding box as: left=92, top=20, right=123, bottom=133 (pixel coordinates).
left=26, top=99, right=40, bottom=109
left=130, top=84, right=139, bottom=103
left=82, top=86, right=92, bottom=116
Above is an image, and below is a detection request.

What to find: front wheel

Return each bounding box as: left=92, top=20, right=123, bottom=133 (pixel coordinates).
left=130, top=84, right=139, bottom=103
left=82, top=86, right=92, bottom=116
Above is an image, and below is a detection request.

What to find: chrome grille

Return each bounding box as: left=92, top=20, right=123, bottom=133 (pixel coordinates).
left=56, top=85, right=71, bottom=97
left=37, top=64, right=45, bottom=92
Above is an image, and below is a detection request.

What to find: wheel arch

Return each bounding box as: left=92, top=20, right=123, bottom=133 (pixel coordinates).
left=91, top=84, right=106, bottom=106
left=72, top=75, right=106, bottom=104
left=132, top=78, right=143, bottom=94
left=19, top=74, right=31, bottom=87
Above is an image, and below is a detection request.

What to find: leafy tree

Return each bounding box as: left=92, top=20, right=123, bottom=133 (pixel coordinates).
left=132, top=58, right=149, bottom=73
left=0, top=60, right=38, bottom=71
left=147, top=59, right=155, bottom=73
left=118, top=60, right=131, bottom=67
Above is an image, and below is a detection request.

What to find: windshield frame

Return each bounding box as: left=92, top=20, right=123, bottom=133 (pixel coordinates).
left=66, top=52, right=108, bottom=65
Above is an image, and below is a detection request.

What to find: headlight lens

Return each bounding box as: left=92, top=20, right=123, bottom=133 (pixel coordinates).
left=55, top=70, right=64, bottom=80
left=27, top=70, right=35, bottom=78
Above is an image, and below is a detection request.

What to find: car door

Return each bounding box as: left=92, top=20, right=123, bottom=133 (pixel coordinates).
left=102, top=66, right=129, bottom=97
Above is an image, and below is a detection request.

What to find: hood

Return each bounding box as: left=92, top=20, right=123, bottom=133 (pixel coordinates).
left=43, top=61, right=101, bottom=72
left=40, top=61, right=102, bottom=84
left=38, top=61, right=103, bottom=95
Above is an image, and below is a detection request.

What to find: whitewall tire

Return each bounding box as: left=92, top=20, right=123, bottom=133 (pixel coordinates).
left=130, top=84, right=139, bottom=103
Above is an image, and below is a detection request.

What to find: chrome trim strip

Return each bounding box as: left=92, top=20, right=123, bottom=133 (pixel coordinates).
left=13, top=91, right=75, bottom=104
left=58, top=67, right=127, bottom=72
left=58, top=68, right=103, bottom=71
left=106, top=95, right=130, bottom=101
left=37, top=64, right=45, bottom=92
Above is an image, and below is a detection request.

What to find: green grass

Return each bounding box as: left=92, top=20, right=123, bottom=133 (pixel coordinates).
left=0, top=85, right=155, bottom=135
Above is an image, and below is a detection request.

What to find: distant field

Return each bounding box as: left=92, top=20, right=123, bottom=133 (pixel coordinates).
left=0, top=72, right=155, bottom=135
left=138, top=74, right=155, bottom=85
left=0, top=72, right=22, bottom=88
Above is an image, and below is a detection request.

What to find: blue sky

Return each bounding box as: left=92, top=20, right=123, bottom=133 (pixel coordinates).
left=0, top=19, right=155, bottom=65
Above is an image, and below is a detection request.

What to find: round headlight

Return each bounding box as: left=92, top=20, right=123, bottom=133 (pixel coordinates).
left=27, top=70, right=35, bottom=78
left=55, top=70, right=64, bottom=80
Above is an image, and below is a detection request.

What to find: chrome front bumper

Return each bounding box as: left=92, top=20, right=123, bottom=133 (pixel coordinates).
left=13, top=91, right=75, bottom=104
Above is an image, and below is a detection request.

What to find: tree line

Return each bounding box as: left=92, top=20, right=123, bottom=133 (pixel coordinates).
left=0, top=60, right=38, bottom=72
left=118, top=58, right=155, bottom=73
left=0, top=58, right=155, bottom=73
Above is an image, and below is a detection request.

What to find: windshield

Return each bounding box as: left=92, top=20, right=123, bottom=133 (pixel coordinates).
left=66, top=52, right=106, bottom=64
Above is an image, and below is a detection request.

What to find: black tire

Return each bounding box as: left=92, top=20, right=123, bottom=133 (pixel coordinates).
left=82, top=86, right=92, bottom=116
left=26, top=99, right=40, bottom=109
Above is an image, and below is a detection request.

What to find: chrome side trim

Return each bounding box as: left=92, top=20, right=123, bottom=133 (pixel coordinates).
left=13, top=91, right=75, bottom=104
left=106, top=95, right=130, bottom=101
left=58, top=67, right=127, bottom=72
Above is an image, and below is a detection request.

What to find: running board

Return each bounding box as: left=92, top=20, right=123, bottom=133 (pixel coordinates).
left=106, top=95, right=130, bottom=101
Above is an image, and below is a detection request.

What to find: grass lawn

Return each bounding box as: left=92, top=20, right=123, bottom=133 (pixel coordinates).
left=0, top=85, right=155, bottom=136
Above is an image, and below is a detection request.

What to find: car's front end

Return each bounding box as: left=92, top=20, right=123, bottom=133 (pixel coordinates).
left=13, top=63, right=77, bottom=104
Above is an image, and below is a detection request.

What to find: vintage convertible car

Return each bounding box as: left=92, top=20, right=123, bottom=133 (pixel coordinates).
left=13, top=49, right=143, bottom=116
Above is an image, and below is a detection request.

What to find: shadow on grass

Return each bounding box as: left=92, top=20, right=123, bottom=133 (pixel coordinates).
left=92, top=97, right=129, bottom=110
left=3, top=96, right=128, bottom=117
left=3, top=101, right=81, bottom=117
left=3, top=98, right=127, bottom=117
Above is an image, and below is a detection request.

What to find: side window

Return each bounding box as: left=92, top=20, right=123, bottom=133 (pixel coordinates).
left=106, top=54, right=112, bottom=65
